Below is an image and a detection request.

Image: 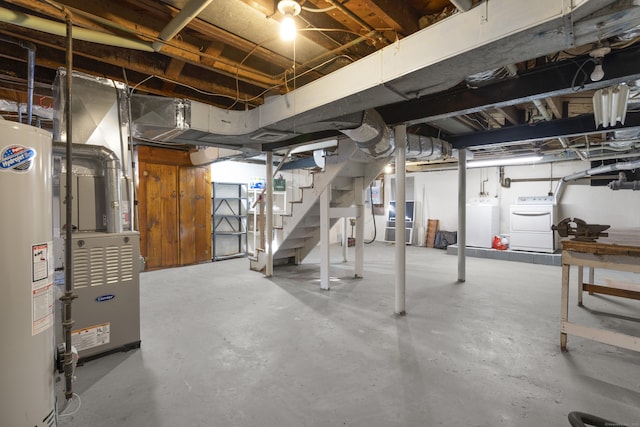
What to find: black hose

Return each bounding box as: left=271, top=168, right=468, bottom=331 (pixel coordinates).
left=568, top=411, right=624, bottom=427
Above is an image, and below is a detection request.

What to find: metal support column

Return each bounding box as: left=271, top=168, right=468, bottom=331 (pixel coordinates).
left=266, top=151, right=274, bottom=277
left=458, top=149, right=467, bottom=282
left=355, top=176, right=364, bottom=278
left=342, top=217, right=348, bottom=262
left=395, top=125, right=406, bottom=315
left=320, top=184, right=331, bottom=290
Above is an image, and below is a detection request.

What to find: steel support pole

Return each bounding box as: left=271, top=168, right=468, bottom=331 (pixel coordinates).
left=395, top=125, right=406, bottom=315
left=355, top=176, right=364, bottom=278
left=320, top=185, right=331, bottom=290
left=342, top=217, right=348, bottom=262
left=458, top=149, right=467, bottom=282
left=266, top=151, right=273, bottom=277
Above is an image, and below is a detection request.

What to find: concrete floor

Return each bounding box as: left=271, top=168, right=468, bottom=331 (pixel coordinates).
left=57, top=243, right=640, bottom=426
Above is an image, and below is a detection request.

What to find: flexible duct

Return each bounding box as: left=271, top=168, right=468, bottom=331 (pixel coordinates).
left=53, top=143, right=123, bottom=233
left=340, top=109, right=394, bottom=159
left=340, top=109, right=451, bottom=161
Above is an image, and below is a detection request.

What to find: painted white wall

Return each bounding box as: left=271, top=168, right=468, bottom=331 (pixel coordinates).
left=365, top=159, right=640, bottom=243
left=210, top=160, right=341, bottom=242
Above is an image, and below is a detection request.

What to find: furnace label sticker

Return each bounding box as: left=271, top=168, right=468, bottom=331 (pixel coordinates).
left=0, top=144, right=36, bottom=173
left=71, top=323, right=111, bottom=352
left=31, top=242, right=54, bottom=336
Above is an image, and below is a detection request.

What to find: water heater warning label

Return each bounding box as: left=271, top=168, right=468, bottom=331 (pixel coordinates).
left=32, top=242, right=53, bottom=336
left=72, top=323, right=110, bottom=352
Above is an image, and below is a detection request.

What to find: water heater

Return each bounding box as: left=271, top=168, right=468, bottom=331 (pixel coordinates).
left=0, top=120, right=57, bottom=426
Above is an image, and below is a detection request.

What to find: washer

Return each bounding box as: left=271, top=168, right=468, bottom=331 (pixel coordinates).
left=509, top=195, right=558, bottom=253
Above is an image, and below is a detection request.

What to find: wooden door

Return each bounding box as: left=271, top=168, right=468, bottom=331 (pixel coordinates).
left=193, top=166, right=212, bottom=263
left=178, top=166, right=212, bottom=265
left=140, top=162, right=179, bottom=269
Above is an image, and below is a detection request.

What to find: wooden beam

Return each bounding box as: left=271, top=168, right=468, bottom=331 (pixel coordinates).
left=495, top=106, right=521, bottom=126
left=545, top=97, right=563, bottom=119
left=0, top=27, right=260, bottom=106
left=364, top=0, right=420, bottom=35
left=5, top=0, right=281, bottom=88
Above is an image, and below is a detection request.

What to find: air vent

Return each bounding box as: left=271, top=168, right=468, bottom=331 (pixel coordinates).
left=105, top=246, right=120, bottom=284
left=120, top=244, right=134, bottom=282
left=73, top=248, right=89, bottom=289
left=250, top=130, right=291, bottom=142
left=90, top=247, right=105, bottom=286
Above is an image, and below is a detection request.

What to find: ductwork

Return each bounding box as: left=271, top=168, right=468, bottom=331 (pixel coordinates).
left=339, top=109, right=394, bottom=158
left=555, top=157, right=640, bottom=199
left=53, top=143, right=123, bottom=233
left=124, top=0, right=640, bottom=151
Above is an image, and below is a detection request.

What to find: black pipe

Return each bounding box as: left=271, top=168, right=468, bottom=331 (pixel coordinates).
left=62, top=9, right=76, bottom=402
left=567, top=411, right=624, bottom=427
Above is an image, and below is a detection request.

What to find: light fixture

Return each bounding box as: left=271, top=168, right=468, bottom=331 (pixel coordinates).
left=384, top=164, right=393, bottom=174
left=593, top=83, right=630, bottom=128
left=277, top=0, right=301, bottom=41
left=466, top=155, right=543, bottom=168
left=589, top=44, right=611, bottom=82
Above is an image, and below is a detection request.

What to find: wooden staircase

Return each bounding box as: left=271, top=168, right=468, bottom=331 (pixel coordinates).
left=249, top=139, right=388, bottom=272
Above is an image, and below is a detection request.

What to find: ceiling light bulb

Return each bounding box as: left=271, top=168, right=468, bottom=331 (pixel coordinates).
left=590, top=63, right=605, bottom=82
left=384, top=164, right=393, bottom=174
left=280, top=16, right=296, bottom=41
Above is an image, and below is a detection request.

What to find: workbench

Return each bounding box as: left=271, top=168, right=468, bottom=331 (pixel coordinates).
left=560, top=230, right=640, bottom=352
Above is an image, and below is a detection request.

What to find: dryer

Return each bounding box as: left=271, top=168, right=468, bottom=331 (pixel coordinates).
left=509, top=195, right=558, bottom=253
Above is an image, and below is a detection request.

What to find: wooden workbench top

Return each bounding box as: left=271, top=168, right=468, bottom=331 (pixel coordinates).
left=561, top=229, right=640, bottom=256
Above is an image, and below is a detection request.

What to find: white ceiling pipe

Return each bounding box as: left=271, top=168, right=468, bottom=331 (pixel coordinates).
left=554, top=158, right=640, bottom=200
left=152, top=0, right=214, bottom=52
left=450, top=0, right=473, bottom=12
left=0, top=7, right=154, bottom=52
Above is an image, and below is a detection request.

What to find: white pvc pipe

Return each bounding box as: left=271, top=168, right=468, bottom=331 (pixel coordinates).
left=152, top=0, right=214, bottom=51
left=266, top=151, right=274, bottom=277
left=0, top=7, right=154, bottom=52
left=394, top=125, right=407, bottom=315
left=458, top=149, right=467, bottom=282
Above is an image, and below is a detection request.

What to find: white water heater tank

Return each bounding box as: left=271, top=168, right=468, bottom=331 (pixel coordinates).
left=0, top=120, right=56, bottom=426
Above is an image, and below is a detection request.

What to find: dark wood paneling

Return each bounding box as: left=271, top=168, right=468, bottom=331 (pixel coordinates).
left=143, top=162, right=179, bottom=269
left=195, top=167, right=212, bottom=263
left=179, top=167, right=197, bottom=265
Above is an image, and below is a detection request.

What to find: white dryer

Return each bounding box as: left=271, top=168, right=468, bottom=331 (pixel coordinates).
left=509, top=195, right=558, bottom=253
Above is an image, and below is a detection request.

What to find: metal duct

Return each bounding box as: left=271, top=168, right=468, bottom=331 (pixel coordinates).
left=340, top=109, right=452, bottom=161
left=405, top=134, right=451, bottom=161
left=128, top=0, right=638, bottom=149
left=340, top=109, right=394, bottom=158
left=53, top=143, right=123, bottom=233
left=555, top=158, right=640, bottom=199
